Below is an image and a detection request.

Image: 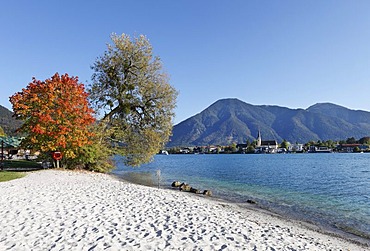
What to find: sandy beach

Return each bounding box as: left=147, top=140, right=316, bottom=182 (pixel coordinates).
left=0, top=170, right=367, bottom=250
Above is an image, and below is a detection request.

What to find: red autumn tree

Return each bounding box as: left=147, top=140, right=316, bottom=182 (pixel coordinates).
left=9, top=73, right=95, bottom=159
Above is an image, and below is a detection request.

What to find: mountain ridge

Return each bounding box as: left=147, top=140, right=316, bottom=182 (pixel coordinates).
left=168, top=99, right=370, bottom=147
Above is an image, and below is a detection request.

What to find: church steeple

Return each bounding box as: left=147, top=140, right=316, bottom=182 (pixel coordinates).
left=256, top=129, right=262, bottom=147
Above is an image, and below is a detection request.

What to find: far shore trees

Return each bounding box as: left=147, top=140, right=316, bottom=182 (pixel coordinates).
left=90, top=33, right=178, bottom=166
left=280, top=139, right=289, bottom=150
left=10, top=73, right=95, bottom=162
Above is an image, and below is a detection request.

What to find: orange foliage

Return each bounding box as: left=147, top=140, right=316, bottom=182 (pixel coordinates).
left=10, top=73, right=95, bottom=158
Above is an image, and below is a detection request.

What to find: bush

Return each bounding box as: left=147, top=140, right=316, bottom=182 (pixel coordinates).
left=61, top=140, right=115, bottom=173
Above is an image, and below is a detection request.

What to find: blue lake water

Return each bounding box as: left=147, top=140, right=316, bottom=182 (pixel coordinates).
left=112, top=153, right=370, bottom=242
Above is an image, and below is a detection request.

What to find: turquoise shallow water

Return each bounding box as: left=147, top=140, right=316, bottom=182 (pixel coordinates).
left=112, top=153, right=370, bottom=241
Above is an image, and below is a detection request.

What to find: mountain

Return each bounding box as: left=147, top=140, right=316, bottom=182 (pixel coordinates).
left=168, top=99, right=370, bottom=147
left=0, top=105, right=22, bottom=136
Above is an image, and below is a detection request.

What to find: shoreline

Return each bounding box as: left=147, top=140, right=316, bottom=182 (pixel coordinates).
left=113, top=171, right=370, bottom=247
left=111, top=171, right=370, bottom=249
left=0, top=169, right=368, bottom=250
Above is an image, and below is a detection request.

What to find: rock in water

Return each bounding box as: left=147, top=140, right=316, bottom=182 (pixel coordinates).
left=179, top=183, right=191, bottom=192
left=203, top=190, right=212, bottom=196
left=171, top=181, right=181, bottom=187
left=190, top=187, right=200, bottom=194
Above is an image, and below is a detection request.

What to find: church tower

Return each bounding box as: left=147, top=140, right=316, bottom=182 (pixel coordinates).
left=256, top=129, right=262, bottom=147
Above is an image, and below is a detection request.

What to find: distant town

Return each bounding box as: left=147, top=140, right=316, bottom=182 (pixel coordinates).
left=164, top=132, right=370, bottom=155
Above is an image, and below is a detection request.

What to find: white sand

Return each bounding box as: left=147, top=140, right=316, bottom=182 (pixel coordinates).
left=0, top=170, right=367, bottom=251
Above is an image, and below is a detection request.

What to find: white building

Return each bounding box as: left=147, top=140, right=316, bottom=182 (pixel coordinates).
left=288, top=143, right=304, bottom=152
left=255, top=130, right=279, bottom=153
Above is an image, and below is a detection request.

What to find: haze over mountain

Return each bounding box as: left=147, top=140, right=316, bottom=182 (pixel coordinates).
left=168, top=99, right=370, bottom=147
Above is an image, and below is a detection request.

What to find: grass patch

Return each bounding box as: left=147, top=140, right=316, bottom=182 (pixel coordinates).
left=0, top=171, right=26, bottom=182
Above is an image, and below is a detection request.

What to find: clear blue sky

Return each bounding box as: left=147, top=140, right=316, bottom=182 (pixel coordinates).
left=1, top=1, right=370, bottom=124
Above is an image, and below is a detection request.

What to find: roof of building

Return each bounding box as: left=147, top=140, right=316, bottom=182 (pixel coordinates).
left=0, top=136, right=23, bottom=148
left=261, top=140, right=278, bottom=145
left=340, top=144, right=361, bottom=147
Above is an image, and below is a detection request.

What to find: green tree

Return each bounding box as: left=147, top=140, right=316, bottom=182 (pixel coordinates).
left=90, top=33, right=178, bottom=166
left=346, top=137, right=357, bottom=144
left=353, top=146, right=361, bottom=153
left=359, top=137, right=370, bottom=145
left=317, top=140, right=324, bottom=147
left=246, top=145, right=255, bottom=153
left=280, top=139, right=289, bottom=149
left=231, top=142, right=237, bottom=153
left=251, top=140, right=257, bottom=148
left=59, top=121, right=116, bottom=172
left=305, top=140, right=316, bottom=148
left=338, top=139, right=346, bottom=145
